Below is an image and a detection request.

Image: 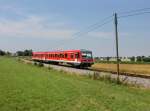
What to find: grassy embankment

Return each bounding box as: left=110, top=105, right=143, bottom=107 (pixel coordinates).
left=0, top=56, right=150, bottom=111
left=92, top=63, right=150, bottom=76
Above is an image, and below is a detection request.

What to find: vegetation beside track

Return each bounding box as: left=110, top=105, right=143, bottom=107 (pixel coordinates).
left=92, top=63, right=150, bottom=76
left=0, top=56, right=150, bottom=111
left=95, top=60, right=150, bottom=64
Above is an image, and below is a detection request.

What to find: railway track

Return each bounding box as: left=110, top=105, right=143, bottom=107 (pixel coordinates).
left=21, top=58, right=150, bottom=88
left=88, top=68, right=150, bottom=79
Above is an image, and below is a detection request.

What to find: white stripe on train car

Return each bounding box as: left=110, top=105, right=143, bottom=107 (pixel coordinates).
left=33, top=58, right=81, bottom=64
left=46, top=59, right=81, bottom=64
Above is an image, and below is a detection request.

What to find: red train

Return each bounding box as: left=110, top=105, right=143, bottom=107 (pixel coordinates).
left=32, top=49, right=94, bottom=67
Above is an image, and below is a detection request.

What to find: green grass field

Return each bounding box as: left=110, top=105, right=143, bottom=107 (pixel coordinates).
left=0, top=57, right=150, bottom=111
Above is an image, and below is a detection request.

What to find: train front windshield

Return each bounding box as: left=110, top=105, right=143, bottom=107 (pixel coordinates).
left=81, top=52, right=93, bottom=59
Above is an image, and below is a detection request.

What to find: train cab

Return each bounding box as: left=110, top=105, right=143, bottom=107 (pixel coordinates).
left=80, top=49, right=94, bottom=67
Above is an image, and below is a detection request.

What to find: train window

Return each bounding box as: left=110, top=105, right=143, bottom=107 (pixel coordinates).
left=65, top=54, right=68, bottom=58
left=75, top=53, right=79, bottom=58
left=82, top=52, right=92, bottom=59
left=60, top=54, right=62, bottom=58
left=62, top=54, right=64, bottom=58
left=70, top=54, right=74, bottom=59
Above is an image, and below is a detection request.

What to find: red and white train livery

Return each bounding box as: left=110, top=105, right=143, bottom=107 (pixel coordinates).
left=32, top=49, right=94, bottom=67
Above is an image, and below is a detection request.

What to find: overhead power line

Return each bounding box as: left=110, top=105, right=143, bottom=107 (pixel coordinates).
left=73, top=18, right=113, bottom=37
left=72, top=15, right=113, bottom=37
left=55, top=16, right=113, bottom=49
left=118, top=11, right=150, bottom=19
left=54, top=7, right=150, bottom=49
left=119, top=7, right=150, bottom=15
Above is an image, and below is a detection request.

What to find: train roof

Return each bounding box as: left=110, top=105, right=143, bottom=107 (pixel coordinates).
left=32, top=49, right=92, bottom=54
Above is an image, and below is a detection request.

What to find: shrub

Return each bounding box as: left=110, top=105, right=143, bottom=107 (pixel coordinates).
left=48, top=66, right=53, bottom=70
left=34, top=62, right=37, bottom=66
left=38, top=62, right=44, bottom=67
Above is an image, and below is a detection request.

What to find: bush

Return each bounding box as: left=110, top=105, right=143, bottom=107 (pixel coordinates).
left=38, top=62, right=44, bottom=67
left=92, top=72, right=100, bottom=80
left=34, top=62, right=37, bottom=66
left=48, top=66, right=53, bottom=70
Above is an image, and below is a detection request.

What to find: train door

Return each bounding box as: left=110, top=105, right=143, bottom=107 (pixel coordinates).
left=64, top=53, right=68, bottom=61
left=43, top=54, right=46, bottom=61
left=70, top=53, right=74, bottom=61
left=75, top=52, right=80, bottom=62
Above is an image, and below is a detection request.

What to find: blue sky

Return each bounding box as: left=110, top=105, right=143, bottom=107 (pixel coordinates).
left=0, top=0, right=150, bottom=56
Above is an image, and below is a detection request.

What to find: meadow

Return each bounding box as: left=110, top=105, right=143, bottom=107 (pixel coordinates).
left=0, top=56, right=150, bottom=111
left=92, top=63, right=150, bottom=76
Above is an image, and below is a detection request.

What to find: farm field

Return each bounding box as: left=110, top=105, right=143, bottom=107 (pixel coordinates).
left=92, top=63, right=150, bottom=76
left=0, top=57, right=150, bottom=111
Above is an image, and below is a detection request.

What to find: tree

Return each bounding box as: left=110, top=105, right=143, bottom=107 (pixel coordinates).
left=130, top=56, right=135, bottom=62
left=24, top=49, right=32, bottom=56
left=0, top=50, right=6, bottom=56
left=106, top=57, right=110, bottom=61
left=143, top=57, right=150, bottom=62
left=16, top=49, right=32, bottom=56
left=136, top=56, right=142, bottom=62
left=16, top=51, right=24, bottom=56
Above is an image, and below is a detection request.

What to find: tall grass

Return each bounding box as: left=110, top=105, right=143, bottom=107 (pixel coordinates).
left=92, top=63, right=150, bottom=75
left=0, top=56, right=150, bottom=111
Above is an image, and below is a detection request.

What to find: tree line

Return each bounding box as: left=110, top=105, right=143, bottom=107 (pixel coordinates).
left=95, top=56, right=150, bottom=63
left=0, top=50, right=11, bottom=56
left=16, top=50, right=32, bottom=56
left=0, top=49, right=32, bottom=56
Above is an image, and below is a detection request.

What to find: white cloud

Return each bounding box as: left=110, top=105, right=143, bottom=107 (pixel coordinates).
left=0, top=15, right=76, bottom=39
left=0, top=4, right=76, bottom=39
left=0, top=4, right=129, bottom=41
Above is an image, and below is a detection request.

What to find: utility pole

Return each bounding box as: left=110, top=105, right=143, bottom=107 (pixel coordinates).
left=114, top=13, right=120, bottom=83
